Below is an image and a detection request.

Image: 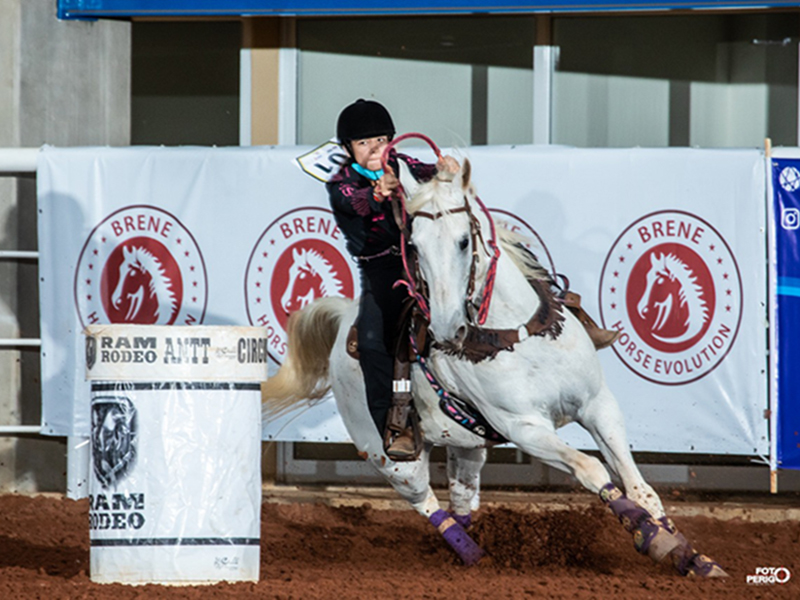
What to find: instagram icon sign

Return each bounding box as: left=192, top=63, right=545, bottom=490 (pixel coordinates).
left=782, top=207, right=800, bottom=230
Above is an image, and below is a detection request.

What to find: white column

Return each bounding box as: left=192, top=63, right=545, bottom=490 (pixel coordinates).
left=239, top=49, right=252, bottom=147
left=533, top=45, right=559, bottom=145
left=278, top=48, right=298, bottom=146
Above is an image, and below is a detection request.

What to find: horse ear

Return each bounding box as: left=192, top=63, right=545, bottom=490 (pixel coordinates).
left=461, top=158, right=471, bottom=190
left=292, top=247, right=300, bottom=260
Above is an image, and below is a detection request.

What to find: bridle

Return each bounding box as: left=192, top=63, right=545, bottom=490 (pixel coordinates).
left=380, top=133, right=501, bottom=329
left=381, top=133, right=564, bottom=363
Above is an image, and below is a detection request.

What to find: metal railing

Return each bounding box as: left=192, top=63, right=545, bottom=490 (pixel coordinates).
left=0, top=147, right=43, bottom=436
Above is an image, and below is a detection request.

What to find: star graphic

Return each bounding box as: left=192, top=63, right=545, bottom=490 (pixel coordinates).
left=618, top=256, right=625, bottom=263
left=86, top=279, right=91, bottom=285
left=93, top=249, right=98, bottom=255
left=270, top=239, right=276, bottom=245
left=263, top=251, right=268, bottom=258
left=87, top=295, right=92, bottom=301
left=258, top=266, right=264, bottom=273
left=717, top=257, right=723, bottom=265
left=611, top=303, right=617, bottom=310
left=626, top=243, right=633, bottom=250
left=185, top=250, right=190, bottom=257
left=176, top=238, right=182, bottom=245
left=709, top=244, right=716, bottom=252
left=723, top=273, right=729, bottom=280
left=88, top=264, right=94, bottom=270
left=726, top=305, right=732, bottom=312
left=726, top=289, right=732, bottom=296
left=256, top=297, right=262, bottom=304
left=613, top=271, right=619, bottom=278
left=256, top=281, right=261, bottom=288
left=193, top=281, right=198, bottom=287
left=610, top=286, right=617, bottom=294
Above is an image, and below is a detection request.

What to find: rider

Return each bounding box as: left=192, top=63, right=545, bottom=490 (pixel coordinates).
left=327, top=99, right=460, bottom=461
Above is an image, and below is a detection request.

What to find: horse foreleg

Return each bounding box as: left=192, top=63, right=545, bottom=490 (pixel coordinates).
left=507, top=421, right=683, bottom=564
left=579, top=385, right=664, bottom=518
left=445, top=446, right=486, bottom=529
left=581, top=389, right=727, bottom=577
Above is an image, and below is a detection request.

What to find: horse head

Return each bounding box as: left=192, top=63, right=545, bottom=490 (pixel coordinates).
left=280, top=247, right=342, bottom=315
left=110, top=245, right=177, bottom=324
left=637, top=251, right=707, bottom=344
left=408, top=158, right=491, bottom=344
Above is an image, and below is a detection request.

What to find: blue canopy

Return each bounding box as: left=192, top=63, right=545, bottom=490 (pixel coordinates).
left=57, top=0, right=800, bottom=20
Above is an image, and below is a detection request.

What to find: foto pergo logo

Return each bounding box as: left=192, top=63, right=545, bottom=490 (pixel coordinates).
left=746, top=566, right=791, bottom=585
left=599, top=210, right=743, bottom=385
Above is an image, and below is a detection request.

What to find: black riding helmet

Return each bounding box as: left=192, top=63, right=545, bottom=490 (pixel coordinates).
left=336, top=99, right=395, bottom=153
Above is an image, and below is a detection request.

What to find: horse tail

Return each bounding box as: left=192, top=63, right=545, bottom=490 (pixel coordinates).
left=262, top=296, right=351, bottom=419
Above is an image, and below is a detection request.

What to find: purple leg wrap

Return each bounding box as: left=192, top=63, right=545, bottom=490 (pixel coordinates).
left=449, top=512, right=472, bottom=530
left=599, top=484, right=679, bottom=560
left=430, top=509, right=484, bottom=566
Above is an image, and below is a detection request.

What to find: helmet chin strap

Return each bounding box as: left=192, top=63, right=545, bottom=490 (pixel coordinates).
left=351, top=162, right=384, bottom=181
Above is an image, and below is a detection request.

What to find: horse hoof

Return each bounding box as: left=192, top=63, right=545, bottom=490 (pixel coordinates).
left=686, top=554, right=729, bottom=578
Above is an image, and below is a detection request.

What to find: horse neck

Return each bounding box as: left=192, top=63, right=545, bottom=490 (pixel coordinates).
left=479, top=253, right=540, bottom=328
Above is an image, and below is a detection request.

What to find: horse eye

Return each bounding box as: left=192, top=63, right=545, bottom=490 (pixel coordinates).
left=458, top=236, right=469, bottom=251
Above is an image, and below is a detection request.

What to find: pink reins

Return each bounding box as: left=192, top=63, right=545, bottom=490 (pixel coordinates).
left=380, top=133, right=500, bottom=327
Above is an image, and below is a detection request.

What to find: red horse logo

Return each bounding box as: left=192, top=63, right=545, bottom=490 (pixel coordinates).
left=101, top=240, right=181, bottom=325
left=279, top=246, right=344, bottom=316
left=632, top=250, right=712, bottom=349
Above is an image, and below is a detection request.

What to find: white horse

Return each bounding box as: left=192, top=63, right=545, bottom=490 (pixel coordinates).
left=263, top=156, right=726, bottom=577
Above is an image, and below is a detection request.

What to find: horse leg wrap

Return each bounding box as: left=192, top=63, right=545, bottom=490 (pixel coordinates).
left=599, top=484, right=680, bottom=562
left=449, top=511, right=472, bottom=530
left=658, top=517, right=728, bottom=578
left=429, top=509, right=484, bottom=566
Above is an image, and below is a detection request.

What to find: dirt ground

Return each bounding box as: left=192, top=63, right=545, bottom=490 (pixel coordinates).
left=0, top=491, right=798, bottom=599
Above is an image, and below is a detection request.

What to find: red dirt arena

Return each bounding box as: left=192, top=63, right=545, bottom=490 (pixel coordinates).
left=0, top=486, right=798, bottom=599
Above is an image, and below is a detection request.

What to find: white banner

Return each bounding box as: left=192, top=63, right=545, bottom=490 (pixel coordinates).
left=37, top=144, right=768, bottom=454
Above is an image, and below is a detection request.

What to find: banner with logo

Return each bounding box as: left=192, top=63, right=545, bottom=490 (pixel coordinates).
left=37, top=145, right=768, bottom=455
left=770, top=152, right=800, bottom=470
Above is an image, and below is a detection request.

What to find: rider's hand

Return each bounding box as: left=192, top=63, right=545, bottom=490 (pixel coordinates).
left=436, top=155, right=460, bottom=181
left=374, top=167, right=399, bottom=200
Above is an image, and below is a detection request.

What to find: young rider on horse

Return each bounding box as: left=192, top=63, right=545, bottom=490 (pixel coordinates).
left=327, top=99, right=460, bottom=460
left=327, top=98, right=617, bottom=461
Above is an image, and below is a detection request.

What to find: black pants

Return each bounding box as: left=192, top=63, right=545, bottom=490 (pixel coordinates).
left=357, top=256, right=407, bottom=434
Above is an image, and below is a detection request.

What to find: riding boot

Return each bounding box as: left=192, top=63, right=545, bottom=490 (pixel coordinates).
left=561, top=291, right=620, bottom=350
left=384, top=358, right=421, bottom=461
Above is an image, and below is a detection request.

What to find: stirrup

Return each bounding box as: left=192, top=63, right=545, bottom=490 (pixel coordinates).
left=385, top=429, right=417, bottom=461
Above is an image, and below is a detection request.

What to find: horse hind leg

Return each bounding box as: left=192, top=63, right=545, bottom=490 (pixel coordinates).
left=365, top=446, right=484, bottom=566
left=446, top=446, right=487, bottom=529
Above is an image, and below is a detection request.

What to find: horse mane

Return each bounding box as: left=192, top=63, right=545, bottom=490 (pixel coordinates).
left=658, top=253, right=708, bottom=320
left=497, top=228, right=554, bottom=286
left=125, top=246, right=178, bottom=319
